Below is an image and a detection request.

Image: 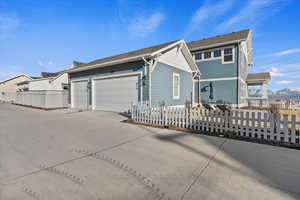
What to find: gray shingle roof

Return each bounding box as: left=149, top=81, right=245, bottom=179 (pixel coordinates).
left=187, top=29, right=250, bottom=51
left=41, top=72, right=60, bottom=78
left=72, top=40, right=180, bottom=70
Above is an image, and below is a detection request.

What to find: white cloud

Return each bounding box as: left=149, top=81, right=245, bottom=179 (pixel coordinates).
left=270, top=67, right=285, bottom=77
left=216, top=0, right=285, bottom=31
left=36, top=60, right=58, bottom=72
left=129, top=11, right=165, bottom=37
left=192, top=0, right=234, bottom=24
left=271, top=48, right=300, bottom=56
left=38, top=60, right=54, bottom=67
left=185, top=0, right=234, bottom=35
left=271, top=63, right=300, bottom=73
left=275, top=80, right=293, bottom=84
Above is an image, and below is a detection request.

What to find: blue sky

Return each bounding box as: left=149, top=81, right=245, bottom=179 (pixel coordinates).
left=0, top=0, right=299, bottom=90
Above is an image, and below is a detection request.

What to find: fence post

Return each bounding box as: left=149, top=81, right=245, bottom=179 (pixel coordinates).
left=234, top=111, right=239, bottom=136
left=250, top=112, right=255, bottom=138
left=291, top=114, right=296, bottom=143
left=224, top=111, right=228, bottom=133
left=270, top=113, right=275, bottom=140
left=274, top=114, right=281, bottom=141
left=263, top=113, right=268, bottom=140
left=257, top=112, right=262, bottom=139
left=283, top=114, right=289, bottom=142
left=196, top=110, right=200, bottom=131
left=131, top=104, right=134, bottom=120
left=208, top=110, right=213, bottom=133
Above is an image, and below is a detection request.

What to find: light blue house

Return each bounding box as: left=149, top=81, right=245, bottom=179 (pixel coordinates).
left=68, top=29, right=270, bottom=112
left=68, top=40, right=199, bottom=112
left=188, top=29, right=255, bottom=107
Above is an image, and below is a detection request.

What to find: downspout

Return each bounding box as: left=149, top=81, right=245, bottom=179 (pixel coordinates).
left=198, top=74, right=201, bottom=104
left=236, top=43, right=240, bottom=108
left=142, top=57, right=153, bottom=106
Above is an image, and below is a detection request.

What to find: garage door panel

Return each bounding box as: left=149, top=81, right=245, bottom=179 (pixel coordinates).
left=94, top=76, right=138, bottom=112
left=72, top=81, right=88, bottom=109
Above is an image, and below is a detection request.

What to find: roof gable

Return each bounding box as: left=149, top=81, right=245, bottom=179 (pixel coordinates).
left=68, top=40, right=199, bottom=74
left=0, top=74, right=32, bottom=84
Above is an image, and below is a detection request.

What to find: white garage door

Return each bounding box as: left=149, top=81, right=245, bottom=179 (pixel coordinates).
left=72, top=80, right=88, bottom=109
left=93, top=75, right=139, bottom=112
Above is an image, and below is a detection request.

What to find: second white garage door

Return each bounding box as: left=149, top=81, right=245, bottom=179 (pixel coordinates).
left=93, top=75, right=139, bottom=112
left=72, top=80, right=88, bottom=109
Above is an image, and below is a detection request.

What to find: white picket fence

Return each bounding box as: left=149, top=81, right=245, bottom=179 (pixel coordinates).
left=131, top=105, right=300, bottom=145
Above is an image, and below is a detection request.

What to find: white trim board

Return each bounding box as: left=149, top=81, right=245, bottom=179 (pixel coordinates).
left=91, top=71, right=142, bottom=81
left=70, top=78, right=89, bottom=82
left=156, top=58, right=192, bottom=73
left=151, top=44, right=194, bottom=73
left=195, top=77, right=245, bottom=82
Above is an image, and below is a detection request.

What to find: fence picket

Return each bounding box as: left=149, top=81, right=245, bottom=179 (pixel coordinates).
left=276, top=114, right=281, bottom=142
left=257, top=112, right=262, bottom=139
left=224, top=111, right=228, bottom=133
left=291, top=115, right=296, bottom=143
left=263, top=113, right=268, bottom=140
left=283, top=114, right=289, bottom=142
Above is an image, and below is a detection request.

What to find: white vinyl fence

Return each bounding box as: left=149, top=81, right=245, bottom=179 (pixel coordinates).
left=15, top=91, right=68, bottom=109
left=131, top=105, right=300, bottom=146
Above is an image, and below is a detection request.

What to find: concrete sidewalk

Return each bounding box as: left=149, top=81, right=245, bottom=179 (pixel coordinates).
left=0, top=102, right=300, bottom=200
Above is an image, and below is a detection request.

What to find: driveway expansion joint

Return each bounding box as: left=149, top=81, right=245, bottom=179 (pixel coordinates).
left=180, top=139, right=228, bottom=200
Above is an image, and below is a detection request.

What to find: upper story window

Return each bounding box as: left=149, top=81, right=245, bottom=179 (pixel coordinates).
left=223, top=48, right=234, bottom=63
left=194, top=52, right=202, bottom=60
left=204, top=51, right=211, bottom=59
left=213, top=50, right=221, bottom=58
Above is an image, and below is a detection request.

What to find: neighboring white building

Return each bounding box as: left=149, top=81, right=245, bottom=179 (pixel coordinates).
left=17, top=72, right=69, bottom=91
left=0, top=74, right=33, bottom=102
left=15, top=72, right=70, bottom=109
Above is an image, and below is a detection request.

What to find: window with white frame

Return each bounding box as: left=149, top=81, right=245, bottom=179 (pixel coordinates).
left=223, top=48, right=234, bottom=63
left=173, top=73, right=180, bottom=99
left=204, top=51, right=211, bottom=59
left=213, top=50, right=221, bottom=57
left=194, top=52, right=202, bottom=60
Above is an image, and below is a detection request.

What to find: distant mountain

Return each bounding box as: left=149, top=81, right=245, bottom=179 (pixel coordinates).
left=274, top=88, right=300, bottom=96
left=248, top=89, right=274, bottom=96
left=248, top=88, right=300, bottom=100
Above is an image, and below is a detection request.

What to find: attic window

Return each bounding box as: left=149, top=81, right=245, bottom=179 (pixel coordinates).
left=204, top=51, right=211, bottom=59
left=213, top=50, right=221, bottom=57
left=194, top=52, right=202, bottom=60
left=223, top=48, right=234, bottom=63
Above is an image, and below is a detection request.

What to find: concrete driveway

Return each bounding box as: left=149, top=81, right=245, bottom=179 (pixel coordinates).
left=0, top=102, right=300, bottom=200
